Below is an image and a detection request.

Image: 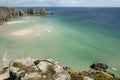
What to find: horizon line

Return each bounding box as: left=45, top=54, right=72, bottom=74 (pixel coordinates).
left=1, top=6, right=120, bottom=8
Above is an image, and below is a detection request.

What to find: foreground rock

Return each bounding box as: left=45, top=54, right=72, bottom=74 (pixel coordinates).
left=67, top=62, right=120, bottom=80
left=0, top=58, right=120, bottom=80
left=9, top=58, right=70, bottom=80
left=0, top=67, right=9, bottom=80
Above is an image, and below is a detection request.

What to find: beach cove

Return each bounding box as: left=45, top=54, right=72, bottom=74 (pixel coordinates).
left=0, top=7, right=120, bottom=78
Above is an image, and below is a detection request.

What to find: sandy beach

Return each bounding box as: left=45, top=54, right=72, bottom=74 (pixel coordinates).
left=12, top=29, right=32, bottom=36
left=6, top=21, right=26, bottom=25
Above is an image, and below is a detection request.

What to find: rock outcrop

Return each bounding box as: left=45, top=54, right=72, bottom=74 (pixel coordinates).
left=9, top=58, right=70, bottom=80
left=26, top=8, right=47, bottom=16
left=0, top=58, right=120, bottom=80
left=0, top=7, right=48, bottom=24
left=90, top=62, right=108, bottom=72
left=64, top=63, right=120, bottom=80
left=0, top=7, right=25, bottom=22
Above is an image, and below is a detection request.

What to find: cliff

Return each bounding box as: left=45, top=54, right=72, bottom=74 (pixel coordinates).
left=0, top=7, right=48, bottom=24
left=0, top=57, right=120, bottom=80
left=0, top=7, right=24, bottom=22
left=26, top=8, right=47, bottom=16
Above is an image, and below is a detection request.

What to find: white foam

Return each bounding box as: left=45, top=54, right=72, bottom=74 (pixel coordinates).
left=2, top=50, right=10, bottom=67
left=49, top=26, right=54, bottom=30
left=6, top=21, right=25, bottom=24
left=112, top=68, right=117, bottom=71
left=6, top=20, right=35, bottom=24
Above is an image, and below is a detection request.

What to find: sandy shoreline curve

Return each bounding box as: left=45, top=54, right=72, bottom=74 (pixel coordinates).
left=6, top=20, right=36, bottom=25
left=6, top=21, right=25, bottom=24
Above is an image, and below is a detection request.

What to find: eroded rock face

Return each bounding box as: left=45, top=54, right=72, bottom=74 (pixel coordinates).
left=26, top=8, right=47, bottom=16
left=0, top=7, right=48, bottom=23
left=0, top=7, right=25, bottom=22
left=9, top=58, right=71, bottom=80
left=1, top=59, right=120, bottom=80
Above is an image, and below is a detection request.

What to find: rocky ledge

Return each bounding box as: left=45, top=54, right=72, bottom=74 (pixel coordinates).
left=0, top=7, right=48, bottom=24
left=0, top=57, right=120, bottom=80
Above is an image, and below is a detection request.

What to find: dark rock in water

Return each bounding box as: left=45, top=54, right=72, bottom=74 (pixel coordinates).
left=9, top=58, right=71, bottom=80
left=88, top=62, right=118, bottom=79
left=90, top=62, right=108, bottom=72
left=47, top=11, right=54, bottom=15
left=26, top=8, right=47, bottom=16
left=50, top=12, right=53, bottom=15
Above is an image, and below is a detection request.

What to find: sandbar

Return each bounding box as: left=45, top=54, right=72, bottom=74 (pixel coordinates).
left=12, top=29, right=32, bottom=36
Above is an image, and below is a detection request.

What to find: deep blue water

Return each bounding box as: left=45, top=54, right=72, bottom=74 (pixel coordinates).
left=16, top=7, right=120, bottom=38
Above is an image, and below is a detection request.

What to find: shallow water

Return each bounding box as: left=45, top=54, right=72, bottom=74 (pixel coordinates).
left=0, top=7, right=120, bottom=77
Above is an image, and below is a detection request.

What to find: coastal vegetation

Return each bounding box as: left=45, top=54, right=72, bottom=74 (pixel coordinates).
left=0, top=58, right=120, bottom=80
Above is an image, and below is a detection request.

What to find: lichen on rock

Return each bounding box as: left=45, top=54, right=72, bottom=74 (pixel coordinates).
left=0, top=58, right=120, bottom=80
left=9, top=57, right=71, bottom=80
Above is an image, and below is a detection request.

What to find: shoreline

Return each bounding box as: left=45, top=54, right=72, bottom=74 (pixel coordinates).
left=6, top=21, right=25, bottom=24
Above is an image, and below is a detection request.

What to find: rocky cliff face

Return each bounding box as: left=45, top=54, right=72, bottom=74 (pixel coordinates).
left=9, top=58, right=70, bottom=80
left=26, top=8, right=47, bottom=16
left=0, top=7, right=48, bottom=24
left=0, top=7, right=25, bottom=22
left=0, top=58, right=120, bottom=80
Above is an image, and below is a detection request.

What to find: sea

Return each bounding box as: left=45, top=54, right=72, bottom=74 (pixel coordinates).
left=0, top=7, right=120, bottom=77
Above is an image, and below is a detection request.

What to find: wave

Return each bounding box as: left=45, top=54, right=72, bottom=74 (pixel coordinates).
left=6, top=20, right=36, bottom=25
left=6, top=21, right=25, bottom=24
left=111, top=68, right=117, bottom=71
left=44, top=28, right=52, bottom=32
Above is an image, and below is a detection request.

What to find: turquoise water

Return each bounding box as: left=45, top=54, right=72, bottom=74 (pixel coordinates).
left=0, top=8, right=120, bottom=77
